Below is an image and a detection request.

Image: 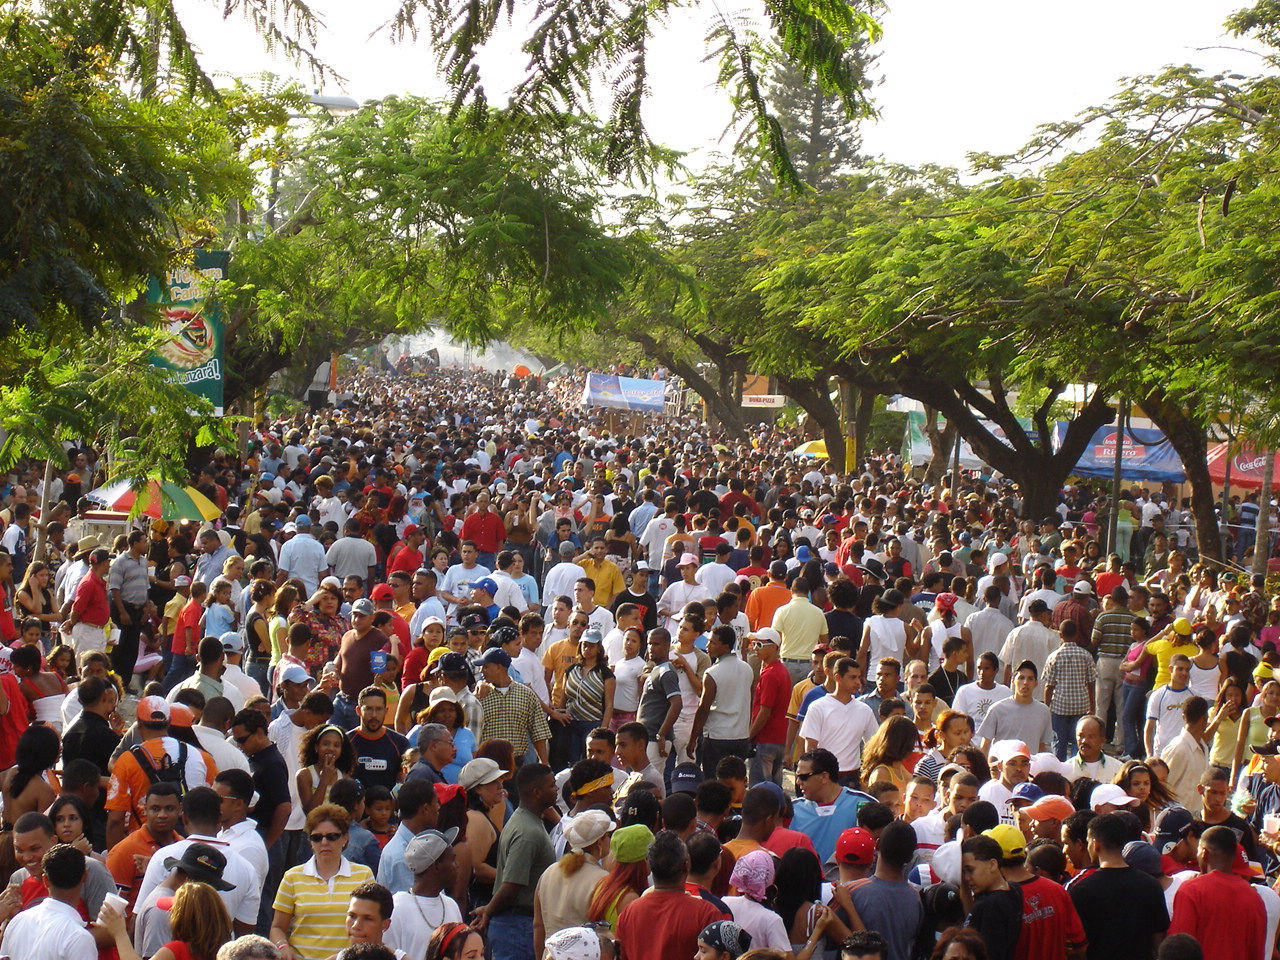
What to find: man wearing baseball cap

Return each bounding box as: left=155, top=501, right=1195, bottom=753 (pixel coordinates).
left=748, top=627, right=790, bottom=786
left=985, top=822, right=1087, bottom=960
left=370, top=582, right=412, bottom=656
left=657, top=553, right=711, bottom=633
left=383, top=830, right=463, bottom=951
left=106, top=695, right=214, bottom=848
left=978, top=741, right=1032, bottom=826
left=386, top=523, right=427, bottom=577
left=134, top=841, right=236, bottom=958
left=333, top=598, right=393, bottom=729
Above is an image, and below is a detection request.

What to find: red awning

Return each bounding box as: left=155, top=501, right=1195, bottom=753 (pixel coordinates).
left=1206, top=443, right=1280, bottom=490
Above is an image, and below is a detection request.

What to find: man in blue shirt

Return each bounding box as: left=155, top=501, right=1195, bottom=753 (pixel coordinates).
left=789, top=747, right=873, bottom=869
left=375, top=779, right=440, bottom=894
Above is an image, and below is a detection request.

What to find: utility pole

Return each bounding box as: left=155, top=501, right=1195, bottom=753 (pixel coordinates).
left=1253, top=450, right=1276, bottom=577
left=951, top=425, right=962, bottom=499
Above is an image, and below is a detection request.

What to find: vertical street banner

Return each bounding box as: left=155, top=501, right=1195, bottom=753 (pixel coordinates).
left=146, top=250, right=229, bottom=415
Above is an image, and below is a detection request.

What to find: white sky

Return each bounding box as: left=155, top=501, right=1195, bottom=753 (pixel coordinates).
left=177, top=0, right=1263, bottom=172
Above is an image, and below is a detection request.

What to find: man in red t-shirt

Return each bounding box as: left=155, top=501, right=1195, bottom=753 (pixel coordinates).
left=987, top=824, right=1087, bottom=960
left=459, top=495, right=506, bottom=566
left=617, top=831, right=723, bottom=960
left=749, top=628, right=792, bottom=786
left=1168, top=826, right=1267, bottom=960
left=387, top=525, right=427, bottom=576
left=0, top=665, right=30, bottom=768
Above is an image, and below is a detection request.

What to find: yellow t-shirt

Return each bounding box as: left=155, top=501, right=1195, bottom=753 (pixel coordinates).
left=274, top=860, right=376, bottom=960
left=1146, top=637, right=1198, bottom=689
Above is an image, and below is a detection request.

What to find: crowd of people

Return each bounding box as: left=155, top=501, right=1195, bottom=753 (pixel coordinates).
left=0, top=364, right=1274, bottom=960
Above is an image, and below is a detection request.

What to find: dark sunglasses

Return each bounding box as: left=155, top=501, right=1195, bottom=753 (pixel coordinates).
left=309, top=831, right=342, bottom=843
left=232, top=733, right=251, bottom=744
left=796, top=771, right=817, bottom=781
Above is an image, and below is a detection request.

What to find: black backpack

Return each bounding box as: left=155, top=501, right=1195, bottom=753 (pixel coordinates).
left=131, top=741, right=190, bottom=795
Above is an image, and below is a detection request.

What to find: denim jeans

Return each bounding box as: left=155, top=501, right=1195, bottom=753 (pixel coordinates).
left=749, top=741, right=786, bottom=786
left=258, top=835, right=284, bottom=936
left=488, top=911, right=535, bottom=960
left=162, top=653, right=194, bottom=693
left=697, top=736, right=752, bottom=780
left=248, top=660, right=271, bottom=697
left=1122, top=683, right=1148, bottom=758
left=331, top=693, right=358, bottom=731
left=1051, top=712, right=1082, bottom=761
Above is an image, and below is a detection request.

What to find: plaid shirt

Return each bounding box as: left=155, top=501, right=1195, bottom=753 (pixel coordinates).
left=1043, top=643, right=1097, bottom=715
left=476, top=680, right=551, bottom=756
left=1091, top=609, right=1135, bottom=659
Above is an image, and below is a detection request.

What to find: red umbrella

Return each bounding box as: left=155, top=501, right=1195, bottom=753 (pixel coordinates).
left=1206, top=443, right=1280, bottom=490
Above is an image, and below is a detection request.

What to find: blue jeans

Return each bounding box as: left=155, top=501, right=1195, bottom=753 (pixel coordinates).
left=1123, top=683, right=1148, bottom=758
left=1051, top=712, right=1082, bottom=761
left=749, top=742, right=785, bottom=786
left=248, top=660, right=271, bottom=697
left=332, top=693, right=358, bottom=731
left=162, top=653, right=194, bottom=693
left=488, top=911, right=534, bottom=960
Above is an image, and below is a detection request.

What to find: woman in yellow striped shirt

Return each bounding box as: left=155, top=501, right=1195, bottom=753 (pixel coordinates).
left=270, top=802, right=375, bottom=960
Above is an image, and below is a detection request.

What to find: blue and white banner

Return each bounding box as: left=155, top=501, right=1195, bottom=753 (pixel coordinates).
left=581, top=373, right=667, bottom=413
left=1054, top=422, right=1186, bottom=482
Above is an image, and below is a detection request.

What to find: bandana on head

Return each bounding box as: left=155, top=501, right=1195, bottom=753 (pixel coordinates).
left=699, top=920, right=752, bottom=956
left=545, top=926, right=601, bottom=960
left=730, top=849, right=776, bottom=901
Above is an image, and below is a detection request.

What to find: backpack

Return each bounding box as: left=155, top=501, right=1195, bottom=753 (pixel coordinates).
left=131, top=741, right=190, bottom=796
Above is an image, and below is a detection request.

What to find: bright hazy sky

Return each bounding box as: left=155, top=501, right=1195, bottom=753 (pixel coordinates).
left=177, top=0, right=1262, bottom=172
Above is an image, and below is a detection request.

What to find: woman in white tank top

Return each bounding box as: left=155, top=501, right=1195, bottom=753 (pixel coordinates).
left=859, top=589, right=921, bottom=671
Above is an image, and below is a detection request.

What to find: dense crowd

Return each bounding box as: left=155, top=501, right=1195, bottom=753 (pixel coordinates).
left=0, top=365, right=1273, bottom=960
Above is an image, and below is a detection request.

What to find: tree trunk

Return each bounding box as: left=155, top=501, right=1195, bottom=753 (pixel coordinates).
left=32, top=459, right=54, bottom=562
left=1140, top=391, right=1222, bottom=562
left=854, top=387, right=875, bottom=462
left=923, top=407, right=958, bottom=485
left=1255, top=451, right=1275, bottom=576
left=630, top=333, right=748, bottom=436
left=778, top=373, right=846, bottom=469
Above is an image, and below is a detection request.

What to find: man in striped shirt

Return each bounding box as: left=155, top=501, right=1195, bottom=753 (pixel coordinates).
left=474, top=648, right=551, bottom=763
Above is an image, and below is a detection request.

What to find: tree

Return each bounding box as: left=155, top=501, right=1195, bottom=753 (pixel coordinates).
left=764, top=35, right=875, bottom=190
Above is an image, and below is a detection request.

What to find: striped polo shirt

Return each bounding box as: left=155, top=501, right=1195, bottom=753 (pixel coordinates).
left=273, top=856, right=375, bottom=960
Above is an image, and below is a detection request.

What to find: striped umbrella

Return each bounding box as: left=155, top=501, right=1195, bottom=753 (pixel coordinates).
left=86, top=478, right=221, bottom=521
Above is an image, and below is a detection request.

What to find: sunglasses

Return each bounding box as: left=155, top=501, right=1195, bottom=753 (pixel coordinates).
left=309, top=831, right=342, bottom=843
left=232, top=734, right=251, bottom=744
left=796, top=772, right=819, bottom=781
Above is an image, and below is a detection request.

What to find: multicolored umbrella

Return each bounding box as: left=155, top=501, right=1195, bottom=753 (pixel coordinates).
left=793, top=439, right=828, bottom=457
left=86, top=478, right=221, bottom=521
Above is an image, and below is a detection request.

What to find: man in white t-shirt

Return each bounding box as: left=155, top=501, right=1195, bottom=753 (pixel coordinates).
left=1145, top=655, right=1196, bottom=757
left=798, top=657, right=879, bottom=783
left=383, top=829, right=463, bottom=956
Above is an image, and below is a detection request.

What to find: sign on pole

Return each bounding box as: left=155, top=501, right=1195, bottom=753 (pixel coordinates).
left=742, top=394, right=787, bottom=408
left=146, top=250, right=228, bottom=415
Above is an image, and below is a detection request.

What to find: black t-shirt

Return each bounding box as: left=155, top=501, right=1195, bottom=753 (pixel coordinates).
left=348, top=727, right=410, bottom=792
left=688, top=489, right=719, bottom=517
left=248, top=742, right=292, bottom=838
left=965, top=887, right=1023, bottom=960
left=825, top=608, right=864, bottom=647
left=612, top=588, right=659, bottom=633
left=1068, top=866, right=1169, bottom=960
left=928, top=666, right=968, bottom=706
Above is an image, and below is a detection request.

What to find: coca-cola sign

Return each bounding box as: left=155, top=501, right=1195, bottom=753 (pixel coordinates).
left=1237, top=455, right=1269, bottom=473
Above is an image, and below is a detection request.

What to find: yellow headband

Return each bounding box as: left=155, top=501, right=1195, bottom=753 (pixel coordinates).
left=574, top=774, right=615, bottom=798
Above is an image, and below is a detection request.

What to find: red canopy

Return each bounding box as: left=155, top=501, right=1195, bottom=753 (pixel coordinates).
left=1206, top=443, right=1280, bottom=490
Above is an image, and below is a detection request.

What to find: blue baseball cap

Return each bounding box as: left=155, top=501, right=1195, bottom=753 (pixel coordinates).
left=1009, top=782, right=1044, bottom=806
left=471, top=577, right=498, bottom=596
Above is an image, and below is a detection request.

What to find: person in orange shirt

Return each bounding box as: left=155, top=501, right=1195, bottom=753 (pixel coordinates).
left=745, top=561, right=792, bottom=631
left=105, top=781, right=182, bottom=910
left=105, top=697, right=217, bottom=848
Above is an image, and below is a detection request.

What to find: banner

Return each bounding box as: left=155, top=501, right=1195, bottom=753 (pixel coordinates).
left=1206, top=443, right=1280, bottom=490
left=581, top=372, right=667, bottom=413
left=1053, top=422, right=1186, bottom=482
left=902, top=410, right=1035, bottom=470
left=147, top=250, right=228, bottom=415
left=742, top=394, right=787, bottom=408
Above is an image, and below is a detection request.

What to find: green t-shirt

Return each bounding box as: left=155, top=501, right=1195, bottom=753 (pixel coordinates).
left=494, top=806, right=556, bottom=912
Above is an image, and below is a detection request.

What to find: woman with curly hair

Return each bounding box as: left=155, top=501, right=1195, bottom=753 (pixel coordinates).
left=916, top=710, right=974, bottom=783
left=297, top=724, right=355, bottom=815
left=861, top=715, right=921, bottom=792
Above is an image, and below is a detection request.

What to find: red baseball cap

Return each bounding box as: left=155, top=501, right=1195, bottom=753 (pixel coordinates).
left=370, top=583, right=395, bottom=601
left=836, top=827, right=875, bottom=866
left=1233, top=845, right=1262, bottom=878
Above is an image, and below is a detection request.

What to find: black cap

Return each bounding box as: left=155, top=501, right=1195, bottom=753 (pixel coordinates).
left=861, top=558, right=886, bottom=580
left=769, top=560, right=788, bottom=579
left=437, top=651, right=472, bottom=677
left=1252, top=741, right=1280, bottom=756
left=164, top=842, right=235, bottom=891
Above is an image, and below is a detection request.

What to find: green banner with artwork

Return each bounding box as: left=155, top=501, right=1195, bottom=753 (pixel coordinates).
left=146, top=250, right=228, bottom=415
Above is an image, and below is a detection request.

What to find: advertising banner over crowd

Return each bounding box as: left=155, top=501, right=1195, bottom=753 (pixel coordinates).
left=1206, top=443, right=1280, bottom=490
left=581, top=372, right=667, bottom=412
left=1055, top=422, right=1186, bottom=482
left=146, top=250, right=228, bottom=415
